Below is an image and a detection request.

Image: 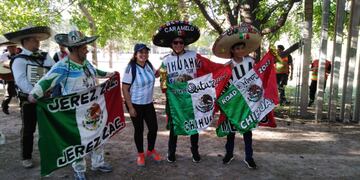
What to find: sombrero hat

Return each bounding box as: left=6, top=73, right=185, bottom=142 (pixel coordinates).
left=212, top=23, right=262, bottom=59
left=0, top=36, right=17, bottom=47
left=4, top=26, right=52, bottom=43
left=55, top=30, right=98, bottom=47
left=152, top=20, right=200, bottom=47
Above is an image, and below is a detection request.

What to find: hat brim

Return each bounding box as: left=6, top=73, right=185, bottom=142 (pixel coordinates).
left=212, top=24, right=262, bottom=59
left=0, top=41, right=18, bottom=47
left=153, top=21, right=200, bottom=47
left=55, top=34, right=98, bottom=47
left=4, top=26, right=52, bottom=43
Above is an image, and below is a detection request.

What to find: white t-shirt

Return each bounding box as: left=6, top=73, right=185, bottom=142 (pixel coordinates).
left=12, top=48, right=55, bottom=93
left=229, top=56, right=255, bottom=82
left=122, top=62, right=155, bottom=105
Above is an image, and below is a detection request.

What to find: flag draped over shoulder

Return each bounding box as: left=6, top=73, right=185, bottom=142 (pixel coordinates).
left=36, top=73, right=126, bottom=176
left=167, top=66, right=232, bottom=135
left=216, top=51, right=278, bottom=136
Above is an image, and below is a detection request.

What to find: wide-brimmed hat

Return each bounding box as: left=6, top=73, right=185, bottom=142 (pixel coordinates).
left=152, top=20, right=200, bottom=47
left=55, top=30, right=98, bottom=47
left=4, top=26, right=52, bottom=43
left=0, top=36, right=17, bottom=47
left=212, top=23, right=262, bottom=59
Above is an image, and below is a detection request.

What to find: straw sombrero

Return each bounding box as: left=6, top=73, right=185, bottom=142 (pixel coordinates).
left=55, top=30, right=98, bottom=47
left=0, top=36, right=17, bottom=47
left=4, top=26, right=52, bottom=43
left=212, top=23, right=262, bottom=59
left=153, top=20, right=200, bottom=47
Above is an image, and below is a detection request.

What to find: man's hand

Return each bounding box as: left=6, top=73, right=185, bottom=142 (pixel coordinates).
left=106, top=71, right=116, bottom=78
left=28, top=94, right=37, bottom=103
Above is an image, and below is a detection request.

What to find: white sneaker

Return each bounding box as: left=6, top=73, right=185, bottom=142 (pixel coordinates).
left=22, top=159, right=33, bottom=168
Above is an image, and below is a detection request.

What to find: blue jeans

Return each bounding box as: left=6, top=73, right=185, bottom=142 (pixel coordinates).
left=225, top=131, right=253, bottom=160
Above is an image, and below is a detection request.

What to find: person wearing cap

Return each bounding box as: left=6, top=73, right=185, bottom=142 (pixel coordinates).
left=0, top=39, right=18, bottom=114
left=212, top=23, right=261, bottom=168
left=122, top=43, right=161, bottom=166
left=28, top=30, right=114, bottom=180
left=4, top=26, right=55, bottom=168
left=276, top=44, right=293, bottom=105
left=153, top=20, right=224, bottom=163
left=52, top=44, right=68, bottom=62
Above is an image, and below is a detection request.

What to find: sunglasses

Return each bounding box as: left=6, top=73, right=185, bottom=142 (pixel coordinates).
left=172, top=41, right=184, bottom=45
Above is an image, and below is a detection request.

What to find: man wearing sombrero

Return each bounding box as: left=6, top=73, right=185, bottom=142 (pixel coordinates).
left=4, top=26, right=55, bottom=168
left=153, top=20, right=223, bottom=163
left=28, top=30, right=114, bottom=180
left=0, top=37, right=19, bottom=115
left=212, top=23, right=261, bottom=168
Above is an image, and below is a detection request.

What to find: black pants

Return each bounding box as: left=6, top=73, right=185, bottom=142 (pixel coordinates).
left=168, top=123, right=199, bottom=155
left=309, top=80, right=327, bottom=102
left=225, top=131, right=253, bottom=160
left=166, top=100, right=199, bottom=155
left=276, top=73, right=289, bottom=102
left=20, top=101, right=37, bottom=160
left=129, top=103, right=158, bottom=153
left=1, top=81, right=16, bottom=109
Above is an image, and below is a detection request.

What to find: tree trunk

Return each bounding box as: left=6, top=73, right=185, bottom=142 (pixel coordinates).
left=300, top=0, right=313, bottom=116
left=78, top=3, right=98, bottom=67
left=109, top=41, right=113, bottom=69
left=351, top=0, right=360, bottom=123
left=340, top=0, right=360, bottom=122
left=328, top=0, right=346, bottom=122
left=315, top=0, right=330, bottom=122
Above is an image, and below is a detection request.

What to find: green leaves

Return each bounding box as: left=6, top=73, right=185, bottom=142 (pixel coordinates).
left=0, top=0, right=61, bottom=34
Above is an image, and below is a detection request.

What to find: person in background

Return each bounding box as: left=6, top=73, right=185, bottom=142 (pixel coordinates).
left=4, top=26, right=55, bottom=168
left=308, top=59, right=331, bottom=107
left=52, top=44, right=68, bottom=62
left=276, top=45, right=293, bottom=105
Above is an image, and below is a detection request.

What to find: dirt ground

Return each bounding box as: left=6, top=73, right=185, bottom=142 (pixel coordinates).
left=0, top=87, right=360, bottom=180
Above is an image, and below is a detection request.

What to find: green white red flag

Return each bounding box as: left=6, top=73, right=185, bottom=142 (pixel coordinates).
left=216, top=51, right=278, bottom=136
left=36, top=73, right=125, bottom=176
left=167, top=66, right=232, bottom=135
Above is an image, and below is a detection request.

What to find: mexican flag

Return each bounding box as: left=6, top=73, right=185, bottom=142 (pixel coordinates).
left=216, top=51, right=278, bottom=136
left=36, top=73, right=126, bottom=176
left=167, top=66, right=232, bottom=135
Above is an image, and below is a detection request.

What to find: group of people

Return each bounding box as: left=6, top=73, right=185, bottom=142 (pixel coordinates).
left=0, top=20, right=331, bottom=180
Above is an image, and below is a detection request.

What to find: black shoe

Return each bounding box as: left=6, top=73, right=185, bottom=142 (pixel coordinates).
left=192, top=153, right=201, bottom=163
left=222, top=154, right=234, bottom=164
left=2, top=107, right=9, bottom=115
left=1, top=101, right=9, bottom=115
left=308, top=100, right=314, bottom=107
left=167, top=153, right=176, bottom=163
left=244, top=158, right=257, bottom=169
left=191, top=148, right=201, bottom=163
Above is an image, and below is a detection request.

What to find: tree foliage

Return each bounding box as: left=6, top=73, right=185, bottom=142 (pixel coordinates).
left=0, top=0, right=62, bottom=34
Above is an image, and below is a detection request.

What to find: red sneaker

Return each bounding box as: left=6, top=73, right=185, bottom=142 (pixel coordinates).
left=137, top=153, right=145, bottom=166
left=146, top=149, right=161, bottom=162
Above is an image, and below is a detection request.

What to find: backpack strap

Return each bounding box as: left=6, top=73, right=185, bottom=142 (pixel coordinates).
left=130, top=61, right=137, bottom=86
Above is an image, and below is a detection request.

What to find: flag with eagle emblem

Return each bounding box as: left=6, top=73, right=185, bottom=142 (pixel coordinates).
left=36, top=73, right=126, bottom=176
left=216, top=51, right=278, bottom=136
left=167, top=65, right=232, bottom=135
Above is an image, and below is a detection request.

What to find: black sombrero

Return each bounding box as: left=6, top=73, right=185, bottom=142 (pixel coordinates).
left=212, top=23, right=262, bottom=59
left=0, top=36, right=17, bottom=47
left=152, top=20, right=200, bottom=47
left=4, top=26, right=52, bottom=43
left=55, top=30, right=98, bottom=47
